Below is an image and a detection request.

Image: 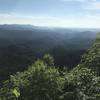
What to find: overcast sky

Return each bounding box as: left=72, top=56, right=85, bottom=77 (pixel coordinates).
left=0, top=0, right=100, bottom=28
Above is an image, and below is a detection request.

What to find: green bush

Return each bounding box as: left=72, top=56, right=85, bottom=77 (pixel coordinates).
left=0, top=58, right=64, bottom=100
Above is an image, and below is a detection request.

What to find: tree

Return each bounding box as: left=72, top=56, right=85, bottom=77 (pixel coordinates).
left=0, top=59, right=64, bottom=100
left=60, top=66, right=100, bottom=100
left=81, top=33, right=100, bottom=74
left=43, top=54, right=54, bottom=66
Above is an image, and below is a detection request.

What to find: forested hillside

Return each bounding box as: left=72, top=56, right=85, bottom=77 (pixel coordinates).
left=0, top=33, right=100, bottom=100
left=0, top=25, right=98, bottom=81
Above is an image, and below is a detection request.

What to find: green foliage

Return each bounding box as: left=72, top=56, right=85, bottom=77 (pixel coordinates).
left=0, top=59, right=100, bottom=100
left=43, top=54, right=54, bottom=66
left=60, top=67, right=100, bottom=100
left=81, top=33, right=100, bottom=74
left=0, top=58, right=64, bottom=100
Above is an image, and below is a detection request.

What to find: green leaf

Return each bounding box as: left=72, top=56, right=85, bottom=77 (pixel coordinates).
left=12, top=88, right=20, bottom=98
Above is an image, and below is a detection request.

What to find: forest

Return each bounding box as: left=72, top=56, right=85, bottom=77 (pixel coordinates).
left=0, top=25, right=98, bottom=81
left=0, top=31, right=100, bottom=100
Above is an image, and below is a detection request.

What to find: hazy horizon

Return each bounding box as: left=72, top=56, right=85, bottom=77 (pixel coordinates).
left=0, top=24, right=100, bottom=29
left=0, top=0, right=100, bottom=28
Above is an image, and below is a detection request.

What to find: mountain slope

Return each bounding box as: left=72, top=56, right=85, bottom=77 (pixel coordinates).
left=0, top=25, right=98, bottom=81
left=81, top=33, right=100, bottom=74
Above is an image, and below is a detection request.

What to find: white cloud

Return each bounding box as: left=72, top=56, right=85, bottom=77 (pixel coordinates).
left=0, top=13, right=100, bottom=28
left=85, top=13, right=100, bottom=20
left=61, top=0, right=86, bottom=2
left=60, top=0, right=100, bottom=10
left=61, top=0, right=97, bottom=2
left=83, top=0, right=100, bottom=10
left=86, top=2, right=100, bottom=10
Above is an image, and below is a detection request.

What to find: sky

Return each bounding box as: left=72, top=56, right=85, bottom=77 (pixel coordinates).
left=0, top=0, right=100, bottom=28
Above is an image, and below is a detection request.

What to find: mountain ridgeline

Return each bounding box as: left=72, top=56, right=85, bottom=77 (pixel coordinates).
left=0, top=32, right=100, bottom=100
left=0, top=24, right=99, bottom=81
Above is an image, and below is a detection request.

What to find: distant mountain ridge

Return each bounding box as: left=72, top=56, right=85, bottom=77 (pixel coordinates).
left=0, top=24, right=100, bottom=32
left=0, top=24, right=35, bottom=31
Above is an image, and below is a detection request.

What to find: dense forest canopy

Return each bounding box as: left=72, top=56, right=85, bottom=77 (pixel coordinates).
left=0, top=32, right=100, bottom=100
left=0, top=25, right=99, bottom=81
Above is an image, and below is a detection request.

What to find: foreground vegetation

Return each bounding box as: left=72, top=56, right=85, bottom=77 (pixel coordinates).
left=0, top=33, right=100, bottom=100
